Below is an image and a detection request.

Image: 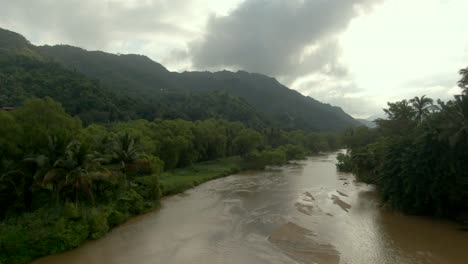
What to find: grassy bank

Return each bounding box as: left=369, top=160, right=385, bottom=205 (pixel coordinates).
left=160, top=156, right=242, bottom=196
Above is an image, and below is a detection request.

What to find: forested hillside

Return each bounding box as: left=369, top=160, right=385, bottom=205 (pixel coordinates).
left=0, top=28, right=270, bottom=127
left=0, top=27, right=359, bottom=130
left=35, top=32, right=358, bottom=131
left=0, top=51, right=125, bottom=123
left=173, top=70, right=357, bottom=130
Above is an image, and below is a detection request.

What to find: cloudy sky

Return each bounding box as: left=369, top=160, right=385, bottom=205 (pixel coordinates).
left=1, top=0, right=467, bottom=118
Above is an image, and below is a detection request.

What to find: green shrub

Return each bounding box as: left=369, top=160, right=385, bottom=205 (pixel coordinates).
left=336, top=152, right=353, bottom=172
left=63, top=202, right=80, bottom=220
left=243, top=149, right=287, bottom=170
left=126, top=160, right=153, bottom=176
left=50, top=217, right=89, bottom=252
left=87, top=208, right=109, bottom=239
left=133, top=175, right=161, bottom=201
left=278, top=144, right=307, bottom=160
left=126, top=155, right=164, bottom=177
left=0, top=207, right=90, bottom=264
left=107, top=208, right=127, bottom=227
left=117, top=189, right=145, bottom=215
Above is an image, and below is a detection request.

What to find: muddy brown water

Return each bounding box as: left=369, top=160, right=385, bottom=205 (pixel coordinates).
left=34, top=152, right=468, bottom=264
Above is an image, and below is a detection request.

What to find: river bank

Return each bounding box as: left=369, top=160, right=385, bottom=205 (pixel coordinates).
left=2, top=152, right=304, bottom=264
left=0, top=156, right=247, bottom=264
left=159, top=156, right=242, bottom=196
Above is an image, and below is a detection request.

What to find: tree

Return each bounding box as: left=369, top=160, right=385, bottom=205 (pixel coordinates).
left=0, top=111, right=22, bottom=164
left=112, top=133, right=141, bottom=171
left=410, top=95, right=436, bottom=123
left=192, top=120, right=228, bottom=161
left=79, top=124, right=111, bottom=154
left=383, top=100, right=415, bottom=121
left=0, top=132, right=72, bottom=214
left=150, top=119, right=196, bottom=168
left=459, top=67, right=468, bottom=95
left=43, top=140, right=109, bottom=205
left=337, top=66, right=468, bottom=217
left=13, top=97, right=81, bottom=153
left=232, top=129, right=263, bottom=156
left=376, top=100, right=417, bottom=136
left=436, top=95, right=468, bottom=146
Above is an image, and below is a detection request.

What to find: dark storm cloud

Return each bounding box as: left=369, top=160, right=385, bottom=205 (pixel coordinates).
left=0, top=0, right=194, bottom=49
left=190, top=0, right=382, bottom=79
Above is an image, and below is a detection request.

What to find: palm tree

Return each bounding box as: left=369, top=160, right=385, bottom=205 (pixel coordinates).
left=435, top=67, right=468, bottom=145
left=43, top=140, right=109, bottom=205
left=437, top=95, right=468, bottom=146
left=459, top=67, right=468, bottom=95
left=0, top=153, right=51, bottom=212
left=0, top=135, right=65, bottom=212
left=112, top=133, right=141, bottom=173
left=410, top=95, right=436, bottom=124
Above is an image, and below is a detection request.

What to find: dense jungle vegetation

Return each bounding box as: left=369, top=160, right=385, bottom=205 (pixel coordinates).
left=0, top=97, right=340, bottom=264
left=337, top=67, right=468, bottom=219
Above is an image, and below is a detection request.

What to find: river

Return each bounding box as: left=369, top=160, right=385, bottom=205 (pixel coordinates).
left=34, top=152, right=468, bottom=264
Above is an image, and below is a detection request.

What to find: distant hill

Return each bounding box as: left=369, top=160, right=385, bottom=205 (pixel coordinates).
left=171, top=70, right=359, bottom=130
left=356, top=118, right=377, bottom=128
left=1, top=27, right=359, bottom=131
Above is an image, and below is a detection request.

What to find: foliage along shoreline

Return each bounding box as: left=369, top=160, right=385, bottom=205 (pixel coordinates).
left=0, top=98, right=340, bottom=264
left=336, top=67, right=468, bottom=222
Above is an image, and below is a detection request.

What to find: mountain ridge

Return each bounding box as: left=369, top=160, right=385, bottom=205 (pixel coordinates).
left=0, top=27, right=359, bottom=131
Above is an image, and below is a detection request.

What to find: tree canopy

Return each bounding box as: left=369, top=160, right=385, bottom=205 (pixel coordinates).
left=338, top=67, right=468, bottom=217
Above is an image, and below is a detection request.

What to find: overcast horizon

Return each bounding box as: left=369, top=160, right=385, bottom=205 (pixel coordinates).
left=1, top=0, right=467, bottom=118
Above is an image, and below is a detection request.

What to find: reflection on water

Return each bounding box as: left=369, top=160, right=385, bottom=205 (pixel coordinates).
left=34, top=152, right=468, bottom=264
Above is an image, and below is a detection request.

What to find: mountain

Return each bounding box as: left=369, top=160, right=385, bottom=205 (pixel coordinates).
left=37, top=45, right=173, bottom=98
left=0, top=28, right=32, bottom=53
left=0, top=29, right=127, bottom=123
left=0, top=27, right=359, bottom=131
left=0, top=28, right=268, bottom=127
left=38, top=45, right=359, bottom=131
left=171, top=70, right=358, bottom=130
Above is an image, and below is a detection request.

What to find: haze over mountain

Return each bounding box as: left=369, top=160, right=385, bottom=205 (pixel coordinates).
left=356, top=118, right=377, bottom=128
left=0, top=27, right=359, bottom=131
